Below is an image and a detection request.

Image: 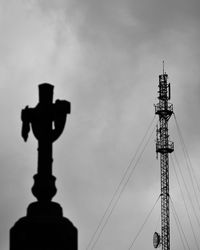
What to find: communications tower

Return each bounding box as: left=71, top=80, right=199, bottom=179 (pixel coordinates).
left=153, top=63, right=174, bottom=250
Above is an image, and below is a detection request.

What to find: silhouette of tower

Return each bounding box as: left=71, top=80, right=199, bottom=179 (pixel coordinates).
left=153, top=63, right=174, bottom=250
left=10, top=83, right=78, bottom=250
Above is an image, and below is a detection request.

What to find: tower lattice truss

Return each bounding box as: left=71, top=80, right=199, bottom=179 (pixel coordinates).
left=154, top=69, right=174, bottom=250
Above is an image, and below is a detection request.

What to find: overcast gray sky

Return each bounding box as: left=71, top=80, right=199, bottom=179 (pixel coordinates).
left=1, top=0, right=200, bottom=249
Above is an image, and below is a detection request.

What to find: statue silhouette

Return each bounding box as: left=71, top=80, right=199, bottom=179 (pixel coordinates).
left=10, top=84, right=78, bottom=250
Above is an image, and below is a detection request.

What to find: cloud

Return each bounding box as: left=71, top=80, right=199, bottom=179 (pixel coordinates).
left=1, top=0, right=200, bottom=249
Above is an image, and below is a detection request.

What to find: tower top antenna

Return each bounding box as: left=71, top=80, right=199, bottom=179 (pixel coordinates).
left=163, top=60, right=165, bottom=75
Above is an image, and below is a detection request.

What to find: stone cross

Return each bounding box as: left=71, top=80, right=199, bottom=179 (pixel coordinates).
left=10, top=84, right=77, bottom=250
left=21, top=83, right=70, bottom=201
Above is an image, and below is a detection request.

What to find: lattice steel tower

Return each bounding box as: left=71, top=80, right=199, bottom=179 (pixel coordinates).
left=154, top=63, right=174, bottom=250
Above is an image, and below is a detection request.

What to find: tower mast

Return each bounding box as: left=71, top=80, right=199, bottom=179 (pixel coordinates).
left=154, top=63, right=174, bottom=250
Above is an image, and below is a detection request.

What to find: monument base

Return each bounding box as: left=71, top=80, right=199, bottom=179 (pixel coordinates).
left=10, top=202, right=78, bottom=250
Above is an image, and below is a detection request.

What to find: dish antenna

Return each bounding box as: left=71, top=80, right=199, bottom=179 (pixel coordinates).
left=153, top=232, right=161, bottom=248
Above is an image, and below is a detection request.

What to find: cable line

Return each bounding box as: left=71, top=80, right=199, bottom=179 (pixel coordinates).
left=171, top=154, right=200, bottom=249
left=170, top=197, right=190, bottom=250
left=171, top=203, right=188, bottom=250
left=128, top=195, right=160, bottom=250
left=173, top=114, right=200, bottom=212
left=89, top=119, right=156, bottom=250
left=171, top=155, right=195, bottom=250
left=172, top=140, right=200, bottom=229
left=86, top=116, right=157, bottom=250
left=173, top=152, right=200, bottom=228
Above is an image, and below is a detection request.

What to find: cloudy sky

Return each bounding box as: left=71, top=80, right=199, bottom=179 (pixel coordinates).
left=1, top=0, right=200, bottom=249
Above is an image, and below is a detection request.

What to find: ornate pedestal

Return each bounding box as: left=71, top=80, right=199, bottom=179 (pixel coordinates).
left=10, top=202, right=77, bottom=250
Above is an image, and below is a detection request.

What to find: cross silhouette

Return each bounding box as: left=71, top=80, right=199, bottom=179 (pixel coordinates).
left=21, top=83, right=70, bottom=201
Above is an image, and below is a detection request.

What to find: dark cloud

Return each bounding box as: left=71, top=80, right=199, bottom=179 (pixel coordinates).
left=0, top=0, right=200, bottom=249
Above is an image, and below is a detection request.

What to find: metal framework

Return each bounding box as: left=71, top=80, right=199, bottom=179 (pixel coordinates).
left=155, top=65, right=174, bottom=250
